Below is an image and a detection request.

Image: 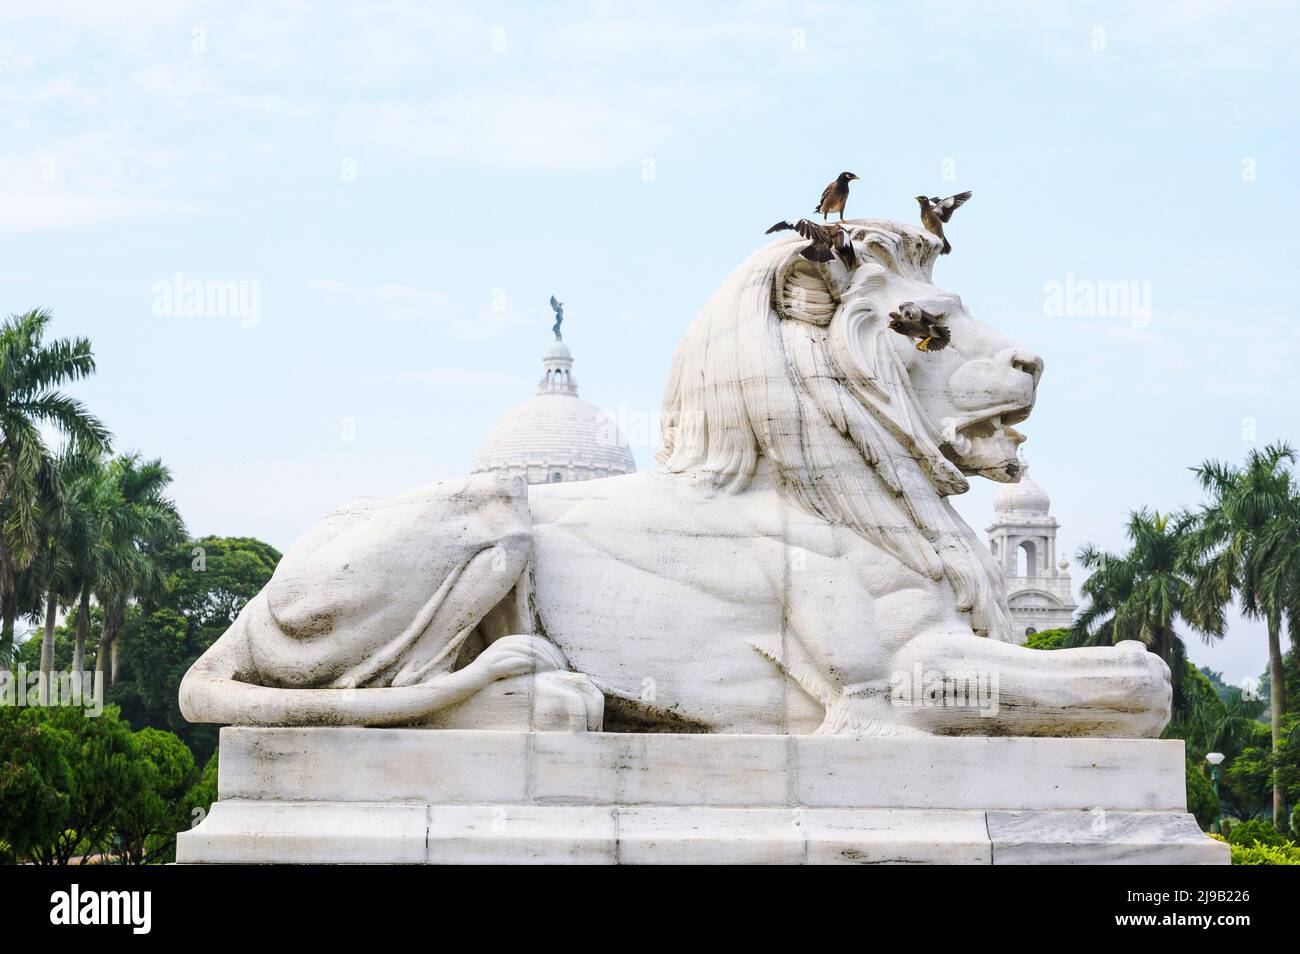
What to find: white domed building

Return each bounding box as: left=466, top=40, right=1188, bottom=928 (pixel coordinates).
left=473, top=320, right=636, bottom=485
left=986, top=458, right=1078, bottom=641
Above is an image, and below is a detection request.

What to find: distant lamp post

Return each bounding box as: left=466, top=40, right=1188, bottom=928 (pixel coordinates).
left=1205, top=752, right=1225, bottom=834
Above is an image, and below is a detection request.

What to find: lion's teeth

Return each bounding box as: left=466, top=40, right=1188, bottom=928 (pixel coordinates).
left=941, top=421, right=973, bottom=457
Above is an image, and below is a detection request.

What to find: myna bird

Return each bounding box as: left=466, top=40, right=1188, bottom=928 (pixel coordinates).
left=765, top=218, right=857, bottom=268
left=815, top=171, right=859, bottom=221
left=888, top=301, right=951, bottom=352
left=916, top=191, right=972, bottom=254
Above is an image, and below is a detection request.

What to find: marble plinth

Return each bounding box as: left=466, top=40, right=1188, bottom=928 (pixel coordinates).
left=176, top=728, right=1227, bottom=865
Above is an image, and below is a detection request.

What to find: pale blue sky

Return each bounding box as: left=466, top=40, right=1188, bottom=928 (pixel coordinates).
left=2, top=1, right=1296, bottom=683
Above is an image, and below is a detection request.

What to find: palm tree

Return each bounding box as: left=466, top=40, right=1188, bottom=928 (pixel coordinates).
left=92, top=454, right=186, bottom=683
left=58, top=452, right=185, bottom=681
left=1187, top=442, right=1300, bottom=826
left=0, top=309, right=110, bottom=662
left=1073, top=508, right=1224, bottom=718
left=1194, top=687, right=1268, bottom=763
left=64, top=456, right=111, bottom=677
left=28, top=449, right=98, bottom=699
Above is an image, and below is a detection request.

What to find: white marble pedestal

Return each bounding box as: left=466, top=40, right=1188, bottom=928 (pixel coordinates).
left=176, top=728, right=1227, bottom=864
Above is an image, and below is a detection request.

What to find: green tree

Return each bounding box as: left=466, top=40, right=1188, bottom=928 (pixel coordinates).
left=1186, top=756, right=1219, bottom=831
left=1188, top=443, right=1300, bottom=825
left=1173, top=667, right=1266, bottom=761
left=0, top=705, right=73, bottom=862
left=62, top=455, right=113, bottom=677
left=57, top=452, right=184, bottom=679
left=114, top=727, right=198, bottom=864
left=15, top=600, right=100, bottom=675
left=1226, top=739, right=1296, bottom=820
left=150, top=535, right=280, bottom=627
left=23, top=448, right=99, bottom=700
left=91, top=454, right=186, bottom=684
left=1073, top=508, right=1223, bottom=717
left=0, top=309, right=110, bottom=662
left=19, top=704, right=144, bottom=864
left=112, top=536, right=279, bottom=761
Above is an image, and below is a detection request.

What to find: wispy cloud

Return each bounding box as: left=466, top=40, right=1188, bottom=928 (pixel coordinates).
left=1, top=1, right=1295, bottom=232
left=305, top=278, right=534, bottom=341
left=0, top=191, right=201, bottom=232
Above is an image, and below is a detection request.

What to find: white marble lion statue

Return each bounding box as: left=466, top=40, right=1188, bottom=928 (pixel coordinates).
left=181, top=219, right=1171, bottom=737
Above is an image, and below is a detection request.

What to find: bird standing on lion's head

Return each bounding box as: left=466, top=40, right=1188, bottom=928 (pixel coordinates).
left=815, top=171, right=858, bottom=221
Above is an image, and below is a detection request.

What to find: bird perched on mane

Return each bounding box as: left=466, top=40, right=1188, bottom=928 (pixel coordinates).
left=888, top=302, right=951, bottom=352
left=814, top=171, right=859, bottom=221
left=916, top=191, right=972, bottom=254
left=765, top=218, right=857, bottom=268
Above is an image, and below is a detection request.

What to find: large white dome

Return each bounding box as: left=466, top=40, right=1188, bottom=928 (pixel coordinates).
left=473, top=331, right=635, bottom=485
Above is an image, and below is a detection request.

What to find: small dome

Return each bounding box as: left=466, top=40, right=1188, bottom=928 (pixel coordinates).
left=543, top=340, right=572, bottom=362
left=994, top=462, right=1051, bottom=515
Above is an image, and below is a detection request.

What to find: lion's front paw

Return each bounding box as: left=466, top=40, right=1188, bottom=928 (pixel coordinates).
left=531, top=670, right=604, bottom=732
left=1087, top=641, right=1172, bottom=737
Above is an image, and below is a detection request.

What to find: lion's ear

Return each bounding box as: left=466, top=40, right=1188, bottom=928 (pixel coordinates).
left=775, top=260, right=837, bottom=326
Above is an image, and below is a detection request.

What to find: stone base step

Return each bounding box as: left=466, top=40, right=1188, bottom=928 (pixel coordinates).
left=179, top=801, right=1223, bottom=864
left=176, top=728, right=1230, bottom=864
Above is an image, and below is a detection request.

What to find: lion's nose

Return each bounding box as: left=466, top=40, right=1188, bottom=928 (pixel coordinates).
left=1011, top=350, right=1043, bottom=384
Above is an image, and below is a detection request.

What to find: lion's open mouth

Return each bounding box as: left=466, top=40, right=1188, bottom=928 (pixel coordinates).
left=940, top=409, right=1029, bottom=481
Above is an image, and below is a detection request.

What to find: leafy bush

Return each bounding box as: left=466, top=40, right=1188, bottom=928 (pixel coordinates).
left=0, top=704, right=205, bottom=864
left=1225, top=818, right=1287, bottom=847
left=20, top=704, right=143, bottom=864
left=1232, top=843, right=1300, bottom=864
left=1022, top=628, right=1071, bottom=651
left=0, top=706, right=73, bottom=862
left=1210, top=833, right=1300, bottom=865
left=114, top=727, right=198, bottom=864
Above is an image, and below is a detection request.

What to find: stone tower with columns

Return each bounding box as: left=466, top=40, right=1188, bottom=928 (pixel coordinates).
left=986, top=457, right=1078, bottom=641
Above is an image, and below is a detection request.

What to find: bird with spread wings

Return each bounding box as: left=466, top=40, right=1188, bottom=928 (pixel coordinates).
left=764, top=219, right=858, bottom=268
left=916, top=191, right=972, bottom=255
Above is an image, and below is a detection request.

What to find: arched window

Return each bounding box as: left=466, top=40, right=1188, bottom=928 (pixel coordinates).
left=1017, top=540, right=1037, bottom=578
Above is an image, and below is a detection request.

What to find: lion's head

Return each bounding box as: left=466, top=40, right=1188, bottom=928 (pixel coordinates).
left=658, top=218, right=1042, bottom=642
